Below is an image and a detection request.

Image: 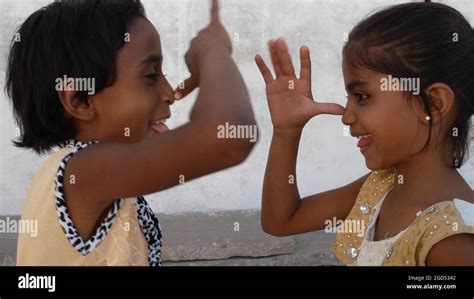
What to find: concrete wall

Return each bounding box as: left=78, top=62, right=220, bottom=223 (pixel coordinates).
left=1, top=0, right=473, bottom=215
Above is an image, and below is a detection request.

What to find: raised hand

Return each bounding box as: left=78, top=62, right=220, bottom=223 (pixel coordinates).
left=255, top=39, right=345, bottom=132
left=174, top=0, right=232, bottom=100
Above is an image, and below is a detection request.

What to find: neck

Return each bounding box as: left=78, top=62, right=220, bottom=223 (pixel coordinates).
left=390, top=147, right=460, bottom=206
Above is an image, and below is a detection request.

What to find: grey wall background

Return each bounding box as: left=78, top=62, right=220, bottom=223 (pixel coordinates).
left=1, top=0, right=473, bottom=215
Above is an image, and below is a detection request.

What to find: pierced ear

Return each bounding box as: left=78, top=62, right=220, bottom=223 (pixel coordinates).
left=423, top=83, right=455, bottom=124
left=57, top=90, right=95, bottom=121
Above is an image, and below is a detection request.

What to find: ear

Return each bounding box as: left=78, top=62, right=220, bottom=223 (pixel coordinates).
left=422, top=82, right=455, bottom=124
left=57, top=90, right=95, bottom=121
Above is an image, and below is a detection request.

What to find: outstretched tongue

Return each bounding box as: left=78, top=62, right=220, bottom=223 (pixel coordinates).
left=357, top=137, right=373, bottom=148
left=151, top=122, right=169, bottom=134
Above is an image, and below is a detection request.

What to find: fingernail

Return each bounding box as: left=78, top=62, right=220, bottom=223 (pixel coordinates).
left=174, top=92, right=182, bottom=100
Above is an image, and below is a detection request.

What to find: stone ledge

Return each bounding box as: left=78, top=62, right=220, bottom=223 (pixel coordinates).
left=160, top=210, right=296, bottom=261
left=0, top=211, right=341, bottom=266
left=164, top=230, right=341, bottom=266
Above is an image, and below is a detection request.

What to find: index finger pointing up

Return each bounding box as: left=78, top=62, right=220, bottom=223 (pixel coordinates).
left=211, top=0, right=219, bottom=22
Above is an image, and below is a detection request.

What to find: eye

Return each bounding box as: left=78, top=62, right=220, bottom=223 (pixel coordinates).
left=353, top=92, right=369, bottom=102
left=145, top=72, right=166, bottom=83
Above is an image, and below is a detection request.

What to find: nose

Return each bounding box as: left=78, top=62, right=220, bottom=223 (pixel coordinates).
left=341, top=97, right=356, bottom=126
left=160, top=77, right=175, bottom=106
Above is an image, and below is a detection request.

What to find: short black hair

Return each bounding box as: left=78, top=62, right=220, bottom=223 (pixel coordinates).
left=5, top=0, right=145, bottom=154
left=343, top=2, right=474, bottom=168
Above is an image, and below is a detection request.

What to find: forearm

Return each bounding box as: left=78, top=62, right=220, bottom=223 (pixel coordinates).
left=261, top=128, right=302, bottom=234
left=190, top=52, right=255, bottom=125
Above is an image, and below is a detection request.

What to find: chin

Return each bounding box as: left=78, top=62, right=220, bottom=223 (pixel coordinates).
left=364, top=159, right=392, bottom=172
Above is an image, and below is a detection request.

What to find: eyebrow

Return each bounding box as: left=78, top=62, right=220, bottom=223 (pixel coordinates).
left=138, top=54, right=162, bottom=66
left=345, top=80, right=369, bottom=91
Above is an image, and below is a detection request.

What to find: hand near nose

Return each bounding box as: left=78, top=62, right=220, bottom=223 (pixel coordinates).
left=174, top=0, right=232, bottom=100
left=255, top=39, right=345, bottom=133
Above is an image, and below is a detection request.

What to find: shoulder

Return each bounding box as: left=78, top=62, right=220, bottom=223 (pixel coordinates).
left=25, top=147, right=75, bottom=195
left=421, top=199, right=474, bottom=266
left=426, top=233, right=474, bottom=266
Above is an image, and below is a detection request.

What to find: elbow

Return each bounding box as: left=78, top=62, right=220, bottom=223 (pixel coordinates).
left=261, top=221, right=289, bottom=237
left=215, top=118, right=258, bottom=166
left=226, top=138, right=256, bottom=165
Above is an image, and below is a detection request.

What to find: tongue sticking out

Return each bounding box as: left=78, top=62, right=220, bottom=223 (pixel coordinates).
left=357, top=137, right=373, bottom=148
left=151, top=122, right=169, bottom=134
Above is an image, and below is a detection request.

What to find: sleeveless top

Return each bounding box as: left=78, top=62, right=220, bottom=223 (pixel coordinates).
left=332, top=168, right=474, bottom=266
left=16, top=140, right=163, bottom=266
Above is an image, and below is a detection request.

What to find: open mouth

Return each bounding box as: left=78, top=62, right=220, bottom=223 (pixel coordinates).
left=151, top=117, right=170, bottom=134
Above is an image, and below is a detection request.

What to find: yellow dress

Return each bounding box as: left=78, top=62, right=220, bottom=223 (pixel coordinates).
left=332, top=169, right=474, bottom=266
left=17, top=140, right=162, bottom=266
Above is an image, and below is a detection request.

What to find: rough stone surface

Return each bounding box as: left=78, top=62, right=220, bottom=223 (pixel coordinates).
left=160, top=210, right=296, bottom=261
left=0, top=211, right=341, bottom=266
left=164, top=230, right=341, bottom=266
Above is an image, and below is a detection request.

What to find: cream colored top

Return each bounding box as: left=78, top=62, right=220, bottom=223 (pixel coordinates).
left=332, top=169, right=474, bottom=266
left=16, top=140, right=163, bottom=266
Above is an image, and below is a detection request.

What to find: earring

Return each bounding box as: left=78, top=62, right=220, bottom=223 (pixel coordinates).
left=425, top=115, right=431, bottom=121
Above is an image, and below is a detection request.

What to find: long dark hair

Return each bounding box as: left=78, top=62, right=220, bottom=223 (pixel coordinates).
left=343, top=1, right=474, bottom=168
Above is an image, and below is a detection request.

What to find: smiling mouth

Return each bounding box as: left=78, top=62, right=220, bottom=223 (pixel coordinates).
left=356, top=134, right=373, bottom=152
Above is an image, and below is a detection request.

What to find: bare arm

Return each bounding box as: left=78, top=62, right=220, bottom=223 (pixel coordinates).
left=256, top=39, right=366, bottom=236
left=262, top=130, right=369, bottom=235
left=426, top=234, right=474, bottom=266
left=64, top=0, right=257, bottom=239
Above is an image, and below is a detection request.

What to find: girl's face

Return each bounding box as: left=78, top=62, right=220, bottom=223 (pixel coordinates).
left=341, top=61, right=430, bottom=171
left=86, top=17, right=174, bottom=143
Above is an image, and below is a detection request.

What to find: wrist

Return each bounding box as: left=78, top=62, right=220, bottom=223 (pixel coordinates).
left=272, top=127, right=303, bottom=140
left=197, top=49, right=232, bottom=68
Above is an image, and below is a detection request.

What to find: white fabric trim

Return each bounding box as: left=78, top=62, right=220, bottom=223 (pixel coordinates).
left=453, top=198, right=474, bottom=227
